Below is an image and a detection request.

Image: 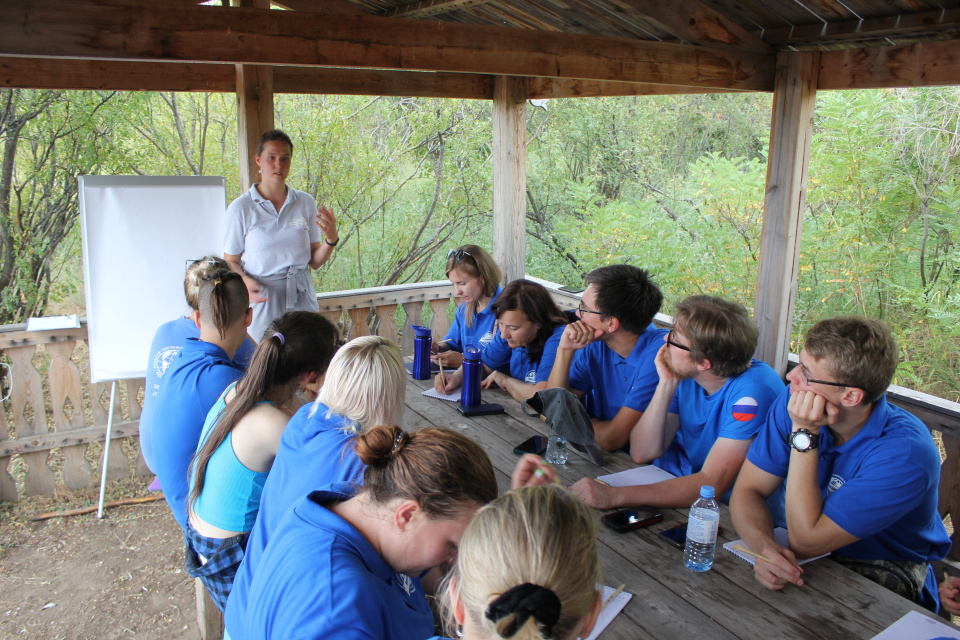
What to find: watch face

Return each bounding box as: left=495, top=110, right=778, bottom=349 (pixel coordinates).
left=792, top=432, right=812, bottom=450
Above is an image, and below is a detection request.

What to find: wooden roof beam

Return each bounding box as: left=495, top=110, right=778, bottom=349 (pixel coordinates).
left=382, top=0, right=493, bottom=19
left=818, top=39, right=960, bottom=90
left=271, top=0, right=366, bottom=15
left=760, top=8, right=960, bottom=48
left=0, top=0, right=775, bottom=92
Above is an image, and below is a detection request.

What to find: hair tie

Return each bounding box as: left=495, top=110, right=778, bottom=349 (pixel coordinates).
left=273, top=332, right=285, bottom=345
left=391, top=431, right=406, bottom=455
left=485, top=583, right=561, bottom=638
left=214, top=279, right=222, bottom=286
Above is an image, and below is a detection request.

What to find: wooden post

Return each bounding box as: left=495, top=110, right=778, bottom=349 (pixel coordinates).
left=753, top=52, right=820, bottom=376
left=235, top=0, right=274, bottom=192
left=195, top=579, right=223, bottom=640
left=492, top=76, right=528, bottom=284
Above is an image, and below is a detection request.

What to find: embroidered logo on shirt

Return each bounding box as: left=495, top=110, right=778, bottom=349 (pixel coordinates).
left=396, top=573, right=416, bottom=596
left=154, top=346, right=182, bottom=378
left=731, top=397, right=759, bottom=422
left=525, top=370, right=537, bottom=383
left=479, top=330, right=495, bottom=348
left=827, top=474, right=845, bottom=496
left=288, top=217, right=307, bottom=230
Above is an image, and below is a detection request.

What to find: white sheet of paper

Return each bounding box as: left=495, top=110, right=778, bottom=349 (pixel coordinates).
left=869, top=610, right=960, bottom=640
left=597, top=465, right=677, bottom=487
left=580, top=584, right=632, bottom=640
left=26, top=314, right=80, bottom=331
left=723, top=527, right=829, bottom=566
left=421, top=387, right=461, bottom=402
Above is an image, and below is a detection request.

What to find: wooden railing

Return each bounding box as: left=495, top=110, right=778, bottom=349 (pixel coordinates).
left=1, top=275, right=959, bottom=561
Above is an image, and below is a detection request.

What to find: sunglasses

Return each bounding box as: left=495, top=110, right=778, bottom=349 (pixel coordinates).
left=447, top=248, right=473, bottom=262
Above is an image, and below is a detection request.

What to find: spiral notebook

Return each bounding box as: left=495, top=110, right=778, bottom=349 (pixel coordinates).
left=580, top=584, right=632, bottom=640
left=723, top=527, right=828, bottom=565
left=421, top=387, right=461, bottom=402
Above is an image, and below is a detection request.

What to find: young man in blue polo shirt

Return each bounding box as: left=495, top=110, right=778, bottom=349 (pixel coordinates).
left=546, top=265, right=667, bottom=452
left=730, top=317, right=950, bottom=610
left=571, top=296, right=784, bottom=509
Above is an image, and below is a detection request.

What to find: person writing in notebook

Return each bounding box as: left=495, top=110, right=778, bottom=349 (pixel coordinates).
left=545, top=265, right=666, bottom=452
left=570, top=296, right=783, bottom=509
left=730, top=317, right=950, bottom=611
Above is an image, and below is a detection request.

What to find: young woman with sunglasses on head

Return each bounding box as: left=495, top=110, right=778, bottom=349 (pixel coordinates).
left=430, top=485, right=602, bottom=640
left=435, top=280, right=568, bottom=402
left=183, top=311, right=339, bottom=611
left=433, top=245, right=503, bottom=369
left=238, top=425, right=499, bottom=640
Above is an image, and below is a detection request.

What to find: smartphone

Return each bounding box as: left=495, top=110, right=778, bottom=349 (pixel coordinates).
left=658, top=523, right=723, bottom=549
left=513, top=435, right=548, bottom=456
left=601, top=509, right=663, bottom=534
left=558, top=285, right=585, bottom=294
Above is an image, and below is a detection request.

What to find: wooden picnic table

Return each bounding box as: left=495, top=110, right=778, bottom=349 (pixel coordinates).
left=402, top=374, right=953, bottom=640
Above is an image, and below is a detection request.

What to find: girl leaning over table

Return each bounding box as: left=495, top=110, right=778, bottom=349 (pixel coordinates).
left=240, top=424, right=499, bottom=639
left=183, top=311, right=339, bottom=610
left=430, top=485, right=603, bottom=640
left=223, top=129, right=340, bottom=341
left=433, top=245, right=503, bottom=369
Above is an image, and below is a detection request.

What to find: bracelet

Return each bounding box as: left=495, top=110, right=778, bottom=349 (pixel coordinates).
left=325, top=237, right=339, bottom=247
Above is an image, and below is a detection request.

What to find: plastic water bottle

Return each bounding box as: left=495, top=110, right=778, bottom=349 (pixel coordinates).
left=545, top=428, right=568, bottom=465
left=684, top=485, right=720, bottom=572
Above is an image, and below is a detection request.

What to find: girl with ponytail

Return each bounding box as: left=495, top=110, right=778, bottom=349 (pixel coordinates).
left=242, top=425, right=498, bottom=640
left=436, top=486, right=603, bottom=640
left=183, top=311, right=339, bottom=610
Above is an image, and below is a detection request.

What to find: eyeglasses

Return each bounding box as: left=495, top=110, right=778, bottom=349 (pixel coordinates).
left=577, top=301, right=602, bottom=316
left=666, top=329, right=691, bottom=352
left=447, top=248, right=473, bottom=262
left=796, top=362, right=855, bottom=389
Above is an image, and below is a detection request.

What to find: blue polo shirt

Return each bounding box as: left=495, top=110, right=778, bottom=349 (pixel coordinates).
left=224, top=402, right=365, bottom=640
left=654, top=360, right=784, bottom=501
left=481, top=324, right=566, bottom=384
left=568, top=324, right=667, bottom=421
left=151, top=338, right=245, bottom=530
left=140, top=317, right=254, bottom=473
left=748, top=389, right=951, bottom=565
left=442, top=286, right=502, bottom=353
left=242, top=485, right=434, bottom=640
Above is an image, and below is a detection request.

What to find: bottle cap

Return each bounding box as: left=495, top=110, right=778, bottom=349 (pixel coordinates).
left=412, top=325, right=432, bottom=338
left=699, top=485, right=715, bottom=499
left=464, top=346, right=481, bottom=361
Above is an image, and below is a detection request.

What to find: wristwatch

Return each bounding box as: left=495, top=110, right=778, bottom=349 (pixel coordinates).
left=787, top=428, right=820, bottom=452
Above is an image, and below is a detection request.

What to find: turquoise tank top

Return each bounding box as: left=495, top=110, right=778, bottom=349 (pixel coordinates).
left=189, top=382, right=271, bottom=532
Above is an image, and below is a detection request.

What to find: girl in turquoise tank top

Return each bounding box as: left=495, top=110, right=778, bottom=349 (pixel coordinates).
left=184, top=310, right=339, bottom=610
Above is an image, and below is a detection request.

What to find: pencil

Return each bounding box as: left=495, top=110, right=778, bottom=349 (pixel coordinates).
left=601, top=584, right=625, bottom=610
left=437, top=358, right=446, bottom=389
left=594, top=478, right=611, bottom=487
left=733, top=542, right=776, bottom=565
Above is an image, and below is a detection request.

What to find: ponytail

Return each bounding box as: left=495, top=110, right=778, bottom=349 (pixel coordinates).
left=198, top=270, right=248, bottom=339
left=189, top=311, right=339, bottom=508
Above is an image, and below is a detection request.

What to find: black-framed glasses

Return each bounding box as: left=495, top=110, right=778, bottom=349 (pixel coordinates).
left=577, top=301, right=602, bottom=316
left=666, top=329, right=691, bottom=352
left=447, top=248, right=473, bottom=262
left=796, top=362, right=856, bottom=389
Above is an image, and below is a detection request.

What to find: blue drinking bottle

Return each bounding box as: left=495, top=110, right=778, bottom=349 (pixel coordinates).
left=461, top=346, right=482, bottom=406
left=412, top=325, right=432, bottom=380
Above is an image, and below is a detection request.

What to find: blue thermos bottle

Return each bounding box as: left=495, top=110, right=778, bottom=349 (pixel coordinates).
left=461, top=347, right=482, bottom=407
left=412, top=325, right=432, bottom=380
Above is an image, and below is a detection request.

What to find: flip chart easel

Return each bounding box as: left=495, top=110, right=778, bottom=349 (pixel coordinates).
left=79, top=175, right=227, bottom=518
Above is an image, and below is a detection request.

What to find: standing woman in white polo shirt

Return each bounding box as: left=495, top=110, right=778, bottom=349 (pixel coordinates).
left=224, top=129, right=340, bottom=341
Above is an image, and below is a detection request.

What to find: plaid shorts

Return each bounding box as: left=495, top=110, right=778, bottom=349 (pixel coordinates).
left=184, top=520, right=250, bottom=612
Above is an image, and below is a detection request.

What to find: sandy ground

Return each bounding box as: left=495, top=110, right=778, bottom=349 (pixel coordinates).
left=0, top=477, right=202, bottom=640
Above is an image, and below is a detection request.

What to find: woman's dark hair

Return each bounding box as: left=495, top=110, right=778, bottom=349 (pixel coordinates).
left=355, top=425, right=497, bottom=519
left=257, top=129, right=294, bottom=156
left=190, top=312, right=340, bottom=507
left=491, top=280, right=568, bottom=365
left=198, top=270, right=249, bottom=340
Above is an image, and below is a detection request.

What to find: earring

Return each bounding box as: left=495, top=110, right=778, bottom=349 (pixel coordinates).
left=258, top=169, right=262, bottom=174
left=455, top=625, right=464, bottom=638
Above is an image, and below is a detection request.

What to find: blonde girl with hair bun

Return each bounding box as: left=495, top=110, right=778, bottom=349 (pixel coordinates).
left=438, top=486, right=603, bottom=640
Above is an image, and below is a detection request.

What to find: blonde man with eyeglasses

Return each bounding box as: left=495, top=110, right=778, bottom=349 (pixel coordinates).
left=730, top=316, right=950, bottom=612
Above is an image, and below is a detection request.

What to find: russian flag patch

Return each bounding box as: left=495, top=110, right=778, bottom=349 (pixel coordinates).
left=731, top=397, right=759, bottom=422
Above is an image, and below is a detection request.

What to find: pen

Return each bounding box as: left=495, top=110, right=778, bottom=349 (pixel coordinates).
left=533, top=460, right=563, bottom=486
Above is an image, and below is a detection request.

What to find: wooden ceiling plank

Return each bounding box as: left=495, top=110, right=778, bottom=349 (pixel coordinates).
left=1, top=0, right=775, bottom=91
left=272, top=0, right=367, bottom=14
left=760, top=7, right=960, bottom=47
left=0, top=56, right=496, bottom=98
left=381, top=0, right=493, bottom=19
left=529, top=0, right=669, bottom=40
left=606, top=0, right=773, bottom=52
left=819, top=39, right=960, bottom=89
left=526, top=76, right=739, bottom=97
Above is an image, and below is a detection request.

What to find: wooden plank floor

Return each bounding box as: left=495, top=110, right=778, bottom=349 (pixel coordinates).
left=402, top=375, right=952, bottom=640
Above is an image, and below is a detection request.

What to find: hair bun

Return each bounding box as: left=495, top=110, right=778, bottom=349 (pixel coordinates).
left=354, top=425, right=405, bottom=468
